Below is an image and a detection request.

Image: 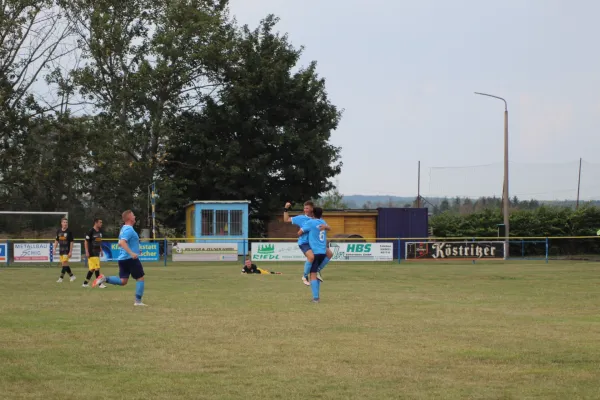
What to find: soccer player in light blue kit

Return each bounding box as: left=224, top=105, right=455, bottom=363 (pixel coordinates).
left=93, top=210, right=147, bottom=306
left=284, top=201, right=333, bottom=286
left=299, top=207, right=327, bottom=303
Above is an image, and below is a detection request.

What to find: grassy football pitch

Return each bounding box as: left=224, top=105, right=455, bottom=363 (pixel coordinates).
left=1, top=260, right=600, bottom=399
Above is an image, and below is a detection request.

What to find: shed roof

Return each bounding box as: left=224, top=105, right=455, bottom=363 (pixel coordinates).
left=184, top=200, right=251, bottom=208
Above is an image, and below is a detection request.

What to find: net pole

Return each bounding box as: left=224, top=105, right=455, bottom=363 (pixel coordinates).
left=576, top=158, right=582, bottom=209
left=417, top=161, right=421, bottom=208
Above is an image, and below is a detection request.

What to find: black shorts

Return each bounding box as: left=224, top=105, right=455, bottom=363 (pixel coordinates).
left=118, top=258, right=145, bottom=280
left=311, top=254, right=326, bottom=273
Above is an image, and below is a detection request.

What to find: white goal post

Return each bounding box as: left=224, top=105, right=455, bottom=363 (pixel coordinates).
left=0, top=211, right=70, bottom=236
left=0, top=211, right=69, bottom=218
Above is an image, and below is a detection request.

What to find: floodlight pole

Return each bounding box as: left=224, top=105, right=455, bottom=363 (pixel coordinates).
left=475, top=92, right=509, bottom=259
left=147, top=182, right=156, bottom=240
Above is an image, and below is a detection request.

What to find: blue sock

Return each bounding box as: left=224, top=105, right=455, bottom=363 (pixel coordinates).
left=318, top=257, right=330, bottom=272
left=106, top=276, right=122, bottom=285
left=303, top=261, right=312, bottom=278
left=135, top=280, right=145, bottom=301
left=310, top=279, right=319, bottom=299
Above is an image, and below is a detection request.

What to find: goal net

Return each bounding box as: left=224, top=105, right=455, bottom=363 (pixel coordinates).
left=0, top=211, right=83, bottom=267
left=0, top=211, right=69, bottom=239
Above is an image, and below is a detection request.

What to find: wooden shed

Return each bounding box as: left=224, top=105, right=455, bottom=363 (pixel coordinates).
left=184, top=200, right=250, bottom=254
left=268, top=209, right=379, bottom=241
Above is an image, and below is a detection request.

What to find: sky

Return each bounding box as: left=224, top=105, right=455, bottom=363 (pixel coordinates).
left=228, top=0, right=600, bottom=201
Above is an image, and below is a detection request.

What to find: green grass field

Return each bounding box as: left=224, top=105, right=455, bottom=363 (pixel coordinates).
left=1, top=260, right=600, bottom=399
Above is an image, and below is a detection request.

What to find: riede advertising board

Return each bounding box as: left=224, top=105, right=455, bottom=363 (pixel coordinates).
left=251, top=242, right=393, bottom=262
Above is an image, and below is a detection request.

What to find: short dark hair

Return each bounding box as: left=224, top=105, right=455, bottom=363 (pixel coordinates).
left=304, top=201, right=314, bottom=208
left=313, top=207, right=323, bottom=219
left=94, top=218, right=102, bottom=224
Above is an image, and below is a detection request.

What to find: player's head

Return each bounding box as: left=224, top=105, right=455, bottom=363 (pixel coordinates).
left=303, top=201, right=314, bottom=216
left=313, top=207, right=323, bottom=219
left=245, top=259, right=252, bottom=267
left=94, top=218, right=103, bottom=229
left=122, top=210, right=136, bottom=225
left=60, top=218, right=68, bottom=229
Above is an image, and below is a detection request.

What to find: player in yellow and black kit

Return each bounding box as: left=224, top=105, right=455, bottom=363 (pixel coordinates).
left=83, top=218, right=106, bottom=288
left=241, top=258, right=282, bottom=274
left=55, top=217, right=75, bottom=282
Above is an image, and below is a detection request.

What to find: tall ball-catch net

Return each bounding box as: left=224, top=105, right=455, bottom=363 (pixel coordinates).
left=425, top=160, right=600, bottom=201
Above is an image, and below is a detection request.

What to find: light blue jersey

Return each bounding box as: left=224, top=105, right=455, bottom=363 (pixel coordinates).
left=291, top=215, right=311, bottom=245
left=118, top=224, right=140, bottom=261
left=301, top=218, right=327, bottom=255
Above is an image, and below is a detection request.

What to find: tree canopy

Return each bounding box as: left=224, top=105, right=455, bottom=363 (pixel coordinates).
left=0, top=0, right=343, bottom=236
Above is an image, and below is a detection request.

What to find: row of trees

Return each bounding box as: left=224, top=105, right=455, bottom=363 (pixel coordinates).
left=430, top=205, right=600, bottom=238
left=429, top=205, right=600, bottom=257
left=0, top=0, right=342, bottom=236
left=431, top=196, right=542, bottom=215
left=351, top=196, right=545, bottom=214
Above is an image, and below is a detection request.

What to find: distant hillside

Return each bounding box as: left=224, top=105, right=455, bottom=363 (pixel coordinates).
left=343, top=195, right=452, bottom=209
left=343, top=195, right=417, bottom=208
left=538, top=200, right=600, bottom=207
left=342, top=195, right=600, bottom=210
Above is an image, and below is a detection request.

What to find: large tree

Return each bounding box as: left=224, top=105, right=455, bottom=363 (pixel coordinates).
left=0, top=0, right=77, bottom=208
left=162, top=15, right=342, bottom=231
left=0, top=2, right=343, bottom=238
left=61, top=0, right=234, bottom=224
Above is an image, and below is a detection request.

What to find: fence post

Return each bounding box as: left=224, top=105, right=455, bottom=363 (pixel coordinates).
left=164, top=238, right=167, bottom=266
left=244, top=239, right=248, bottom=262
left=545, top=237, right=549, bottom=263
left=397, top=239, right=401, bottom=264
left=6, top=239, right=9, bottom=267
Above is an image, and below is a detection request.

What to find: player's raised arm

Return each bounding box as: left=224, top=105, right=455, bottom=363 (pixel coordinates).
left=283, top=202, right=292, bottom=222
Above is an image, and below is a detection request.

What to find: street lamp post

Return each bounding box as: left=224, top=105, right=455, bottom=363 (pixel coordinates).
left=475, top=92, right=509, bottom=259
